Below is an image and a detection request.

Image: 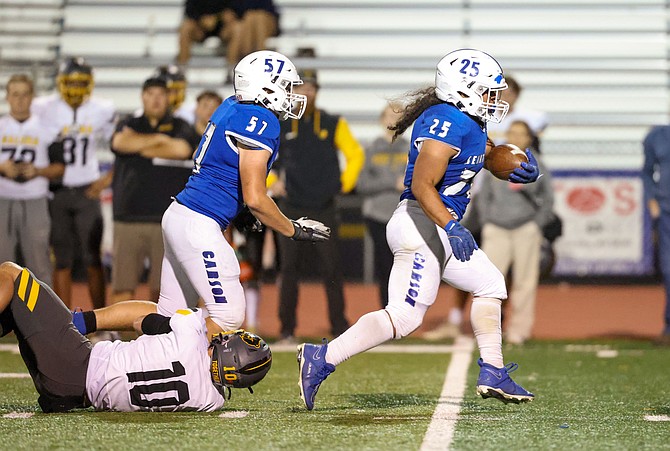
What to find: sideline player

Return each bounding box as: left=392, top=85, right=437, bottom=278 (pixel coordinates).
left=0, top=261, right=271, bottom=412
left=297, top=49, right=540, bottom=410
left=154, top=64, right=196, bottom=125
left=31, top=57, right=116, bottom=310
left=74, top=50, right=330, bottom=337
left=0, top=75, right=64, bottom=285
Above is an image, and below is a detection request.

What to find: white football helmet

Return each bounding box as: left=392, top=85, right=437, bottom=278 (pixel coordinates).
left=435, top=49, right=509, bottom=123
left=234, top=50, right=306, bottom=120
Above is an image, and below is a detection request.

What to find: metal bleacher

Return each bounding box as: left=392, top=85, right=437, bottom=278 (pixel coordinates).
left=2, top=0, right=669, bottom=169
left=0, top=0, right=63, bottom=106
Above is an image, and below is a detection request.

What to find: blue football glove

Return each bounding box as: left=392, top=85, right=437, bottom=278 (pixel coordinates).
left=508, top=148, right=540, bottom=184
left=445, top=220, right=478, bottom=262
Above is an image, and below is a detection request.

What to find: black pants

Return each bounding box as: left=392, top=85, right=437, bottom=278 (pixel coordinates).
left=365, top=218, right=393, bottom=308
left=0, top=268, right=92, bottom=412
left=277, top=202, right=349, bottom=337
left=49, top=185, right=104, bottom=269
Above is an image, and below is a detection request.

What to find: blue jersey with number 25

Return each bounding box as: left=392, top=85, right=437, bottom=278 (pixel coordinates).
left=400, top=102, right=487, bottom=220
left=176, top=96, right=280, bottom=228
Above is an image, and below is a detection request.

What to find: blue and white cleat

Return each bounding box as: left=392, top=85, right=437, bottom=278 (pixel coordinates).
left=297, top=342, right=336, bottom=410
left=476, top=358, right=534, bottom=404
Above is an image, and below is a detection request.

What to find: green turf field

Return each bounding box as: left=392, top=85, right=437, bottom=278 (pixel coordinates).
left=0, top=339, right=668, bottom=450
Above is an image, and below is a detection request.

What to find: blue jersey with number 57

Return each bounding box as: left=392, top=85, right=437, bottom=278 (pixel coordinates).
left=400, top=102, right=487, bottom=220
left=175, top=96, right=280, bottom=228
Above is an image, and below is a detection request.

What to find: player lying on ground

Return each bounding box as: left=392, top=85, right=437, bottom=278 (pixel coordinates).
left=297, top=49, right=539, bottom=411
left=0, top=261, right=271, bottom=412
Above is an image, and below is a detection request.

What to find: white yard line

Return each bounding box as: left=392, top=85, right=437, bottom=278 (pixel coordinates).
left=3, top=412, right=33, bottom=419
left=644, top=415, right=670, bottom=422
left=218, top=410, right=248, bottom=419
left=0, top=373, right=30, bottom=378
left=420, top=335, right=475, bottom=451
left=0, top=344, right=20, bottom=354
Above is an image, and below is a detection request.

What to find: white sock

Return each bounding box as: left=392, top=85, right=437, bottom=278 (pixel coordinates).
left=470, top=297, right=503, bottom=368
left=448, top=307, right=463, bottom=326
left=326, top=310, right=394, bottom=366
left=244, top=286, right=260, bottom=330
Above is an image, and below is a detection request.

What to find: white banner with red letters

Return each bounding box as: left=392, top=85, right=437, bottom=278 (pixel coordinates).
left=552, top=170, right=654, bottom=277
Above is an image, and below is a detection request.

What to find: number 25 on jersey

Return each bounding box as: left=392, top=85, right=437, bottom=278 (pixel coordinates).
left=429, top=119, right=451, bottom=138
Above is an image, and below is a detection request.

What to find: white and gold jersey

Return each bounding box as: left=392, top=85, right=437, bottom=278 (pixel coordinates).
left=31, top=94, right=116, bottom=187
left=85, top=309, right=226, bottom=412
left=0, top=114, right=59, bottom=200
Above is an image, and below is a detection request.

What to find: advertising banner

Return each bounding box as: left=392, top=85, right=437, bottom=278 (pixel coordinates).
left=552, top=170, right=654, bottom=277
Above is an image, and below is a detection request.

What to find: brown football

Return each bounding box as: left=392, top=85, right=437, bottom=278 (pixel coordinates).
left=485, top=143, right=529, bottom=181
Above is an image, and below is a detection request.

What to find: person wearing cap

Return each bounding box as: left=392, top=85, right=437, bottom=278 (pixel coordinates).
left=109, top=77, right=200, bottom=304
left=269, top=68, right=365, bottom=343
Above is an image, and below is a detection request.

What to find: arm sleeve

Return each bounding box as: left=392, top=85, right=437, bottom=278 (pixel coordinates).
left=334, top=117, right=365, bottom=193
left=141, top=313, right=173, bottom=335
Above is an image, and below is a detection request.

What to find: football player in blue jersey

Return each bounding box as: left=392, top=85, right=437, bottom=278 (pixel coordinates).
left=297, top=49, right=540, bottom=410
left=73, top=50, right=331, bottom=338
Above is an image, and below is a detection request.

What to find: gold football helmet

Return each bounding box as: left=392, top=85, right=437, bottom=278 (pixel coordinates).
left=57, top=57, right=94, bottom=109
left=153, top=65, right=186, bottom=111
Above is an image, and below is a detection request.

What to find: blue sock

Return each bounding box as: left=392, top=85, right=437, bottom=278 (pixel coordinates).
left=72, top=310, right=96, bottom=335
left=72, top=310, right=87, bottom=335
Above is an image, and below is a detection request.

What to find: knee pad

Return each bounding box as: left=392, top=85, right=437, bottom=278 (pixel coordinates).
left=385, top=302, right=427, bottom=339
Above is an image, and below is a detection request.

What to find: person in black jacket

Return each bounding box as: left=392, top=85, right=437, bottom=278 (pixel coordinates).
left=270, top=69, right=365, bottom=343
left=110, top=77, right=199, bottom=304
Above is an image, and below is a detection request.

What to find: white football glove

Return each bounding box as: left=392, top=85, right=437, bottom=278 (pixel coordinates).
left=291, top=217, right=330, bottom=242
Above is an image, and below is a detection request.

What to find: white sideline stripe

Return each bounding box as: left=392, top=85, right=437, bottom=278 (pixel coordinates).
left=420, top=336, right=475, bottom=451
left=0, top=344, right=20, bottom=354
left=3, top=412, right=34, bottom=419
left=218, top=410, right=248, bottom=419
left=0, top=373, right=30, bottom=378
left=644, top=415, right=670, bottom=422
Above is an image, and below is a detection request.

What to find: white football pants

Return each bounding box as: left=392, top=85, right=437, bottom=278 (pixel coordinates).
left=157, top=201, right=245, bottom=330
left=386, top=200, right=507, bottom=312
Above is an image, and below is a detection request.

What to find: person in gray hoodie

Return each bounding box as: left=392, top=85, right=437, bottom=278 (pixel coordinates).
left=476, top=120, right=554, bottom=345
left=356, top=103, right=408, bottom=307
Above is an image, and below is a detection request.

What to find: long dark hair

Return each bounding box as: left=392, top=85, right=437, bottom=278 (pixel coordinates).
left=389, top=87, right=443, bottom=142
